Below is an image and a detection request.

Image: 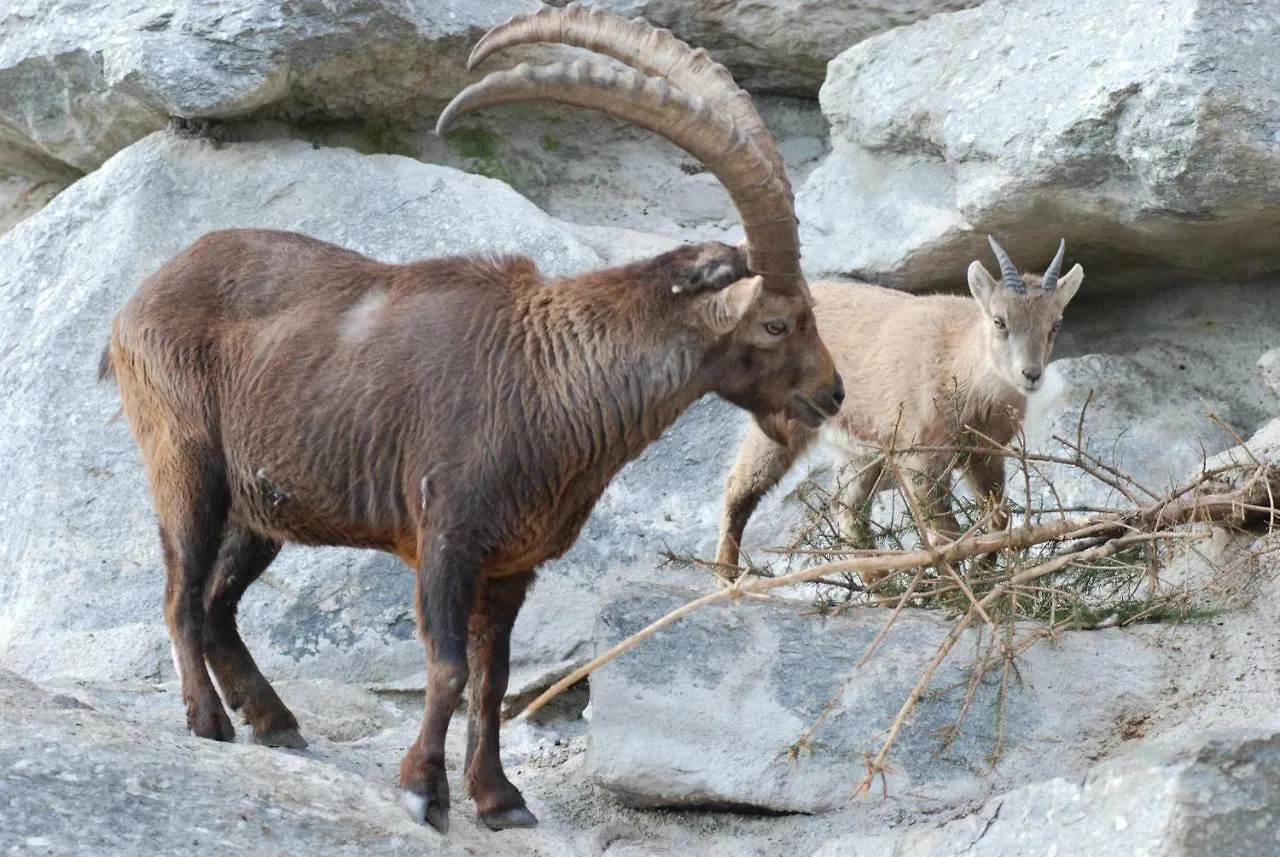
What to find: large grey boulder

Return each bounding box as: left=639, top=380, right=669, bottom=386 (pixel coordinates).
left=0, top=0, right=977, bottom=181
left=797, top=0, right=1280, bottom=290
left=592, top=0, right=983, bottom=96
left=813, top=732, right=1280, bottom=857
left=587, top=584, right=1167, bottom=813
left=0, top=668, right=464, bottom=856
left=1020, top=354, right=1244, bottom=512
left=0, top=0, right=537, bottom=177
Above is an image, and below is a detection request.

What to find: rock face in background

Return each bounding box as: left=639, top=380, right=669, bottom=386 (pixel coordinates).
left=798, top=0, right=1280, bottom=290
left=0, top=0, right=532, bottom=177
left=593, top=0, right=983, bottom=95
left=588, top=585, right=1166, bottom=813
left=0, top=174, right=60, bottom=234
left=1023, top=355, right=1241, bottom=510
left=0, top=0, right=977, bottom=182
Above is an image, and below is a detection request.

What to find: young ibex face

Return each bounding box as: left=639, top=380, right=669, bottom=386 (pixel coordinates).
left=967, top=237, right=1084, bottom=395
left=692, top=268, right=844, bottom=427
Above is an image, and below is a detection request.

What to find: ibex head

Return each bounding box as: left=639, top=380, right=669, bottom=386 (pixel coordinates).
left=967, top=236, right=1084, bottom=395
left=437, top=2, right=843, bottom=426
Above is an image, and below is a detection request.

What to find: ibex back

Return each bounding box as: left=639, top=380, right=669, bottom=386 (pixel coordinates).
left=102, top=4, right=842, bottom=835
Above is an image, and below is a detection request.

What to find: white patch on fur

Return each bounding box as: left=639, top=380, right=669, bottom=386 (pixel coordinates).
left=340, top=290, right=387, bottom=342
left=402, top=791, right=428, bottom=823
left=169, top=643, right=184, bottom=684
left=208, top=666, right=230, bottom=709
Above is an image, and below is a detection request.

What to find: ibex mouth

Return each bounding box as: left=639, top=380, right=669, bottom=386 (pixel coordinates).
left=787, top=393, right=837, bottom=427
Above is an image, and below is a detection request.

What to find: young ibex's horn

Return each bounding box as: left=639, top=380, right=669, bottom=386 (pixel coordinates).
left=1041, top=239, right=1067, bottom=291
left=986, top=235, right=1025, bottom=293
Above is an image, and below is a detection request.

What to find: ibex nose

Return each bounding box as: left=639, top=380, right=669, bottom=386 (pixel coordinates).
left=817, top=372, right=845, bottom=416
left=1021, top=368, right=1042, bottom=384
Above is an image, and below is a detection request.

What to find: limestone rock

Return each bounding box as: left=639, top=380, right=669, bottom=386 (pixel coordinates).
left=587, top=584, right=1166, bottom=813
left=0, top=668, right=465, bottom=856
left=1258, top=348, right=1280, bottom=399
left=1022, top=355, right=1244, bottom=512
left=798, top=0, right=1280, bottom=290
left=0, top=0, right=977, bottom=180
left=0, top=0, right=536, bottom=176
left=875, top=733, right=1280, bottom=857
left=592, top=0, right=983, bottom=96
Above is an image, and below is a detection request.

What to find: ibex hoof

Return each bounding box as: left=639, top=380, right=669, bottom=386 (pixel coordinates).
left=190, top=706, right=235, bottom=743
left=479, top=805, right=538, bottom=830
left=404, top=790, right=449, bottom=834
left=253, top=727, right=308, bottom=749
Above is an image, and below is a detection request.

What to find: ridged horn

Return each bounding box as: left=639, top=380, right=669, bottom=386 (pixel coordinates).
left=987, top=235, right=1026, bottom=293
left=1041, top=239, right=1067, bottom=291
left=450, top=5, right=802, bottom=294
left=468, top=4, right=783, bottom=175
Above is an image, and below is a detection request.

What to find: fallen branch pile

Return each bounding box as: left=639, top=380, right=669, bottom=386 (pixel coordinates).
left=516, top=458, right=1279, bottom=788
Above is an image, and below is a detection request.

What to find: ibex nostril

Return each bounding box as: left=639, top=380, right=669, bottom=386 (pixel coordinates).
left=1022, top=369, right=1042, bottom=383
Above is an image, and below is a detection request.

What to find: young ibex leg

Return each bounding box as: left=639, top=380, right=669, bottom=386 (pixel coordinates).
left=202, top=522, right=304, bottom=748
left=464, top=573, right=536, bottom=830
left=153, top=447, right=235, bottom=742
left=964, top=456, right=1010, bottom=531
left=716, top=418, right=815, bottom=569
left=834, top=454, right=887, bottom=549
left=903, top=458, right=963, bottom=545
left=400, top=535, right=479, bottom=834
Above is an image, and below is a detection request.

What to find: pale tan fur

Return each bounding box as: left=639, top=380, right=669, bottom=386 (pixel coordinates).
left=716, top=254, right=1084, bottom=568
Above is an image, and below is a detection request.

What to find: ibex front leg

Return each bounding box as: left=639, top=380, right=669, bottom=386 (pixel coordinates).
left=400, top=533, right=479, bottom=834
left=465, top=573, right=536, bottom=830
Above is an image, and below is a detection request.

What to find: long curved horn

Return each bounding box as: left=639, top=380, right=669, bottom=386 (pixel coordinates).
left=436, top=61, right=792, bottom=276
left=1041, top=238, right=1067, bottom=291
left=467, top=3, right=787, bottom=184
left=987, top=235, right=1026, bottom=293
left=444, top=6, right=803, bottom=294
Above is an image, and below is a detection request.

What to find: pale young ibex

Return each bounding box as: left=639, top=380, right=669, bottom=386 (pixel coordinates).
left=716, top=237, right=1083, bottom=568
left=100, top=4, right=843, bottom=835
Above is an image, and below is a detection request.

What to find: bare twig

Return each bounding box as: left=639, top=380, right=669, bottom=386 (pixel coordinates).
left=516, top=464, right=1278, bottom=721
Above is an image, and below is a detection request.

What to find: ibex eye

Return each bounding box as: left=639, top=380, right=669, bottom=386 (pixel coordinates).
left=993, top=317, right=1007, bottom=330
left=764, top=320, right=788, bottom=336
left=1051, top=318, right=1062, bottom=331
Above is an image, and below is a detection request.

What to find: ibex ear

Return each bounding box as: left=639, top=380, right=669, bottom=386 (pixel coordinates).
left=1053, top=264, right=1084, bottom=306
left=967, top=261, right=998, bottom=308
left=702, top=275, right=763, bottom=335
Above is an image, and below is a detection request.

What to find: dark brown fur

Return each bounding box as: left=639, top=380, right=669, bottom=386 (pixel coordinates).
left=103, top=227, right=841, bottom=832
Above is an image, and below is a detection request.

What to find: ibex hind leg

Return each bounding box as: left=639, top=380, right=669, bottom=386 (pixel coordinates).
left=202, top=521, right=305, bottom=749
left=151, top=443, right=236, bottom=743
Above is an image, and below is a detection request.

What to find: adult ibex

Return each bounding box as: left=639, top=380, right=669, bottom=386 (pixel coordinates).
left=717, top=237, right=1083, bottom=569
left=101, top=3, right=842, bottom=835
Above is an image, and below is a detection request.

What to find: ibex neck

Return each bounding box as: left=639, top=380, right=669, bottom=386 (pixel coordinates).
left=524, top=293, right=706, bottom=471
